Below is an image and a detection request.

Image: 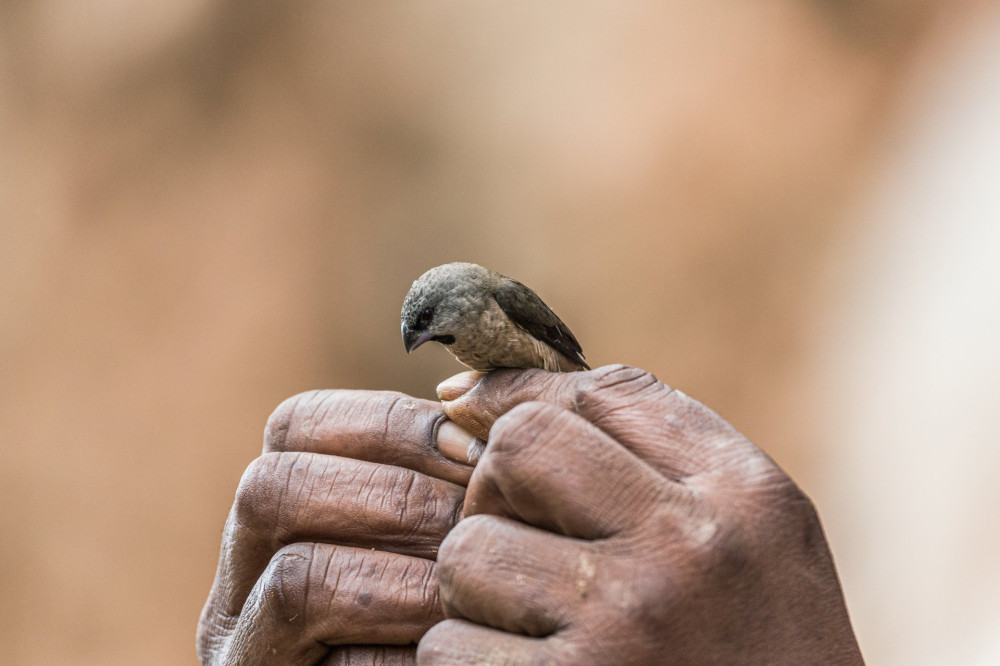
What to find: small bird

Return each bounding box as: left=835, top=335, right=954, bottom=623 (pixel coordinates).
left=401, top=262, right=589, bottom=372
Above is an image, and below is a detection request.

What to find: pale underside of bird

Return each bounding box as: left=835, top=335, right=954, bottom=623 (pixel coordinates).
left=401, top=262, right=588, bottom=373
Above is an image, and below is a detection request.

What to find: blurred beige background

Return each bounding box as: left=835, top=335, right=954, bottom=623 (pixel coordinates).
left=1, top=2, right=997, bottom=664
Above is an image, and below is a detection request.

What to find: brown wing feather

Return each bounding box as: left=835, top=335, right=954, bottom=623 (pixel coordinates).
left=493, top=279, right=589, bottom=370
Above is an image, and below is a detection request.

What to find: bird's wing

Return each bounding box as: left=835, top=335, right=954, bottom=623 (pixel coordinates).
left=493, top=278, right=589, bottom=369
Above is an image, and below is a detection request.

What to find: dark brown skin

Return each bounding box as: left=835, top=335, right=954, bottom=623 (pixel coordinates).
left=198, top=367, right=864, bottom=665
left=197, top=390, right=472, bottom=665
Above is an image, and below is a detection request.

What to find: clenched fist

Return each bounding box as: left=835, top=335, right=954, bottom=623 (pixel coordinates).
left=197, top=390, right=475, bottom=665
left=421, top=365, right=863, bottom=665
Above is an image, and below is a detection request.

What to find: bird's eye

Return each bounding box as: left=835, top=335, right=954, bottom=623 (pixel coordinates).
left=419, top=307, right=434, bottom=326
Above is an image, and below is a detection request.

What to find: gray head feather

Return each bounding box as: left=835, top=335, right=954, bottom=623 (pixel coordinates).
left=400, top=262, right=498, bottom=353
left=401, top=262, right=588, bottom=372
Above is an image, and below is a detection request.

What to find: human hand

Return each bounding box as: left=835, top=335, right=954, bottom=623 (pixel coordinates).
left=197, top=390, right=477, bottom=665
left=419, top=365, right=864, bottom=665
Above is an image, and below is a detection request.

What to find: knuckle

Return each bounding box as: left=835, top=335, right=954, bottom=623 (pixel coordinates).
left=195, top=612, right=227, bottom=664
left=263, top=390, right=323, bottom=453
left=258, top=543, right=316, bottom=624
left=572, top=365, right=668, bottom=415
left=594, top=552, right=679, bottom=635
left=419, top=618, right=554, bottom=665
left=769, top=473, right=811, bottom=507
left=773, top=481, right=826, bottom=551
left=233, top=454, right=276, bottom=531
left=232, top=452, right=294, bottom=535
left=488, top=401, right=560, bottom=457
left=437, top=515, right=492, bottom=586
left=741, top=459, right=818, bottom=525
left=415, top=620, right=459, bottom=664
left=696, top=518, right=756, bottom=585
left=591, top=364, right=661, bottom=394
left=438, top=514, right=488, bottom=566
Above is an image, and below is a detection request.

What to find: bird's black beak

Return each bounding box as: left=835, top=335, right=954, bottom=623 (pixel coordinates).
left=402, top=323, right=435, bottom=353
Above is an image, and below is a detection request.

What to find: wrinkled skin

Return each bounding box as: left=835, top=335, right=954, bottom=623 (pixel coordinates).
left=197, top=390, right=472, bottom=665
left=198, top=366, right=864, bottom=665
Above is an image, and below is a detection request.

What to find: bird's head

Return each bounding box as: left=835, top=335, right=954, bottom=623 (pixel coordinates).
left=400, top=262, right=491, bottom=354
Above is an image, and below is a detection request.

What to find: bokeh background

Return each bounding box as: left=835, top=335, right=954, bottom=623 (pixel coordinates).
left=2, top=2, right=998, bottom=664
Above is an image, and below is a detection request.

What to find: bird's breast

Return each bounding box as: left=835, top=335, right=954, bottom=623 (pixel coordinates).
left=447, top=300, right=579, bottom=372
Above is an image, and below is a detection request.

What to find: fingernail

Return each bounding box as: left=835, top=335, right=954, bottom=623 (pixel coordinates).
left=436, top=371, right=485, bottom=401
left=436, top=420, right=480, bottom=465
left=466, top=439, right=487, bottom=465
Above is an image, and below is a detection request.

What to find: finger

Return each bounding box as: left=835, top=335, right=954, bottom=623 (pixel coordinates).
left=437, top=515, right=587, bottom=637
left=200, top=452, right=463, bottom=643
left=418, top=619, right=555, bottom=665
left=223, top=543, right=440, bottom=665
left=439, top=365, right=669, bottom=442
left=318, top=646, right=414, bottom=665
left=441, top=365, right=745, bottom=479
left=265, top=389, right=475, bottom=486
left=466, top=402, right=672, bottom=539
left=436, top=371, right=486, bottom=401
left=434, top=422, right=486, bottom=468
